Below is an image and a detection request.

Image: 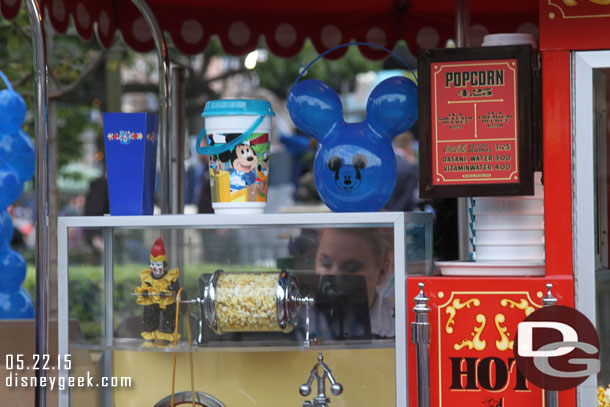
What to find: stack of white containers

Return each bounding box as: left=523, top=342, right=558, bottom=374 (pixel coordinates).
left=471, top=172, right=544, bottom=264
left=473, top=33, right=544, bottom=273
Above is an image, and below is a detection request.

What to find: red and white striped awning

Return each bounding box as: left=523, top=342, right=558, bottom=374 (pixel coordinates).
left=0, top=0, right=538, bottom=59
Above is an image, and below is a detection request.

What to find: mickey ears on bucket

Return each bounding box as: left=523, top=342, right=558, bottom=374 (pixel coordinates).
left=287, top=75, right=418, bottom=141
left=287, top=79, right=343, bottom=141
left=286, top=42, right=418, bottom=142
left=366, top=76, right=418, bottom=137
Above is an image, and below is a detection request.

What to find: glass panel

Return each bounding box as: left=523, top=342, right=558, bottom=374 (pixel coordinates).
left=61, top=214, right=432, bottom=406
left=66, top=225, right=106, bottom=407
left=593, top=68, right=610, bottom=392
left=107, top=225, right=396, bottom=346
left=67, top=227, right=104, bottom=342
left=406, top=213, right=434, bottom=275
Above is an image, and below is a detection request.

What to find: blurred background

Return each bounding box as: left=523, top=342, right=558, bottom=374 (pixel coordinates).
left=0, top=9, right=447, bottom=311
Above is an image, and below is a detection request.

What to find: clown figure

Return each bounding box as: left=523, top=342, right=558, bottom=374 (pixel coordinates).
left=134, top=238, right=180, bottom=341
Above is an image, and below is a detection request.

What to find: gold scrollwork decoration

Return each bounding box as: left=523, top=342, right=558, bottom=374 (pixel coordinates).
left=494, top=313, right=514, bottom=351
left=500, top=298, right=536, bottom=317
left=454, top=313, right=487, bottom=351
left=445, top=298, right=480, bottom=334
left=562, top=0, right=610, bottom=5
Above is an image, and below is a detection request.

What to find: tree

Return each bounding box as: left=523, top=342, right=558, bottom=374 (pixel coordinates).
left=1, top=10, right=108, bottom=321
left=0, top=11, right=104, bottom=169
left=254, top=41, right=383, bottom=99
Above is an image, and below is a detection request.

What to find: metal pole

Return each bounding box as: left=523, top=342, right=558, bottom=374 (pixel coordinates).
left=411, top=282, right=430, bottom=407
left=542, top=283, right=558, bottom=407
left=455, top=0, right=471, bottom=48
left=101, top=227, right=114, bottom=407
left=455, top=0, right=470, bottom=260
left=131, top=0, right=171, bottom=214
left=457, top=198, right=469, bottom=260
left=170, top=66, right=186, bottom=288
left=24, top=1, right=49, bottom=407
left=170, top=66, right=186, bottom=215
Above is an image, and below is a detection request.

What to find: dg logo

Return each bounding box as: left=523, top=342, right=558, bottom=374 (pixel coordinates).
left=514, top=305, right=600, bottom=391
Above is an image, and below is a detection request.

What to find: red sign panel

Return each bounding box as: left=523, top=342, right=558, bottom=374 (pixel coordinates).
left=407, top=276, right=577, bottom=407
left=540, top=0, right=610, bottom=51
left=431, top=59, right=519, bottom=185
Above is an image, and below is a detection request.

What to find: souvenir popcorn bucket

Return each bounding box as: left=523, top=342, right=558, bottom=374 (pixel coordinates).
left=103, top=112, right=159, bottom=215
left=197, top=99, right=274, bottom=214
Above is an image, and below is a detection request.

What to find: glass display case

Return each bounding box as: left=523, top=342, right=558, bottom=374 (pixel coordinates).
left=57, top=212, right=432, bottom=407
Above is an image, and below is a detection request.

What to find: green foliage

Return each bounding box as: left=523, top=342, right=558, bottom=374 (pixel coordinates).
left=254, top=40, right=383, bottom=99
left=56, top=105, right=95, bottom=168
left=0, top=13, right=35, bottom=136
left=51, top=36, right=95, bottom=85
left=0, top=9, right=102, bottom=167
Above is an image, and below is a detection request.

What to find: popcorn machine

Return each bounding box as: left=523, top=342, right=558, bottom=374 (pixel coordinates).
left=57, top=212, right=433, bottom=406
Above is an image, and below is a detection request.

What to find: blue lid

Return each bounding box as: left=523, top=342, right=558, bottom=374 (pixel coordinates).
left=202, top=99, right=275, bottom=117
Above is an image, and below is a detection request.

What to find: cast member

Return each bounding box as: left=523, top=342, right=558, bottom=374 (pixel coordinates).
left=315, top=228, right=395, bottom=338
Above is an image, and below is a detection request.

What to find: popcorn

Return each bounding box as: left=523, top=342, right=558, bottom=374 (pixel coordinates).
left=598, top=385, right=610, bottom=407
left=215, top=273, right=280, bottom=332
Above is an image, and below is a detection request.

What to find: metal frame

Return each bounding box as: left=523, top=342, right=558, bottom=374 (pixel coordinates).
left=593, top=69, right=609, bottom=270
left=23, top=1, right=50, bottom=407
left=25, top=1, right=171, bottom=406
left=455, top=0, right=471, bottom=262
left=57, top=212, right=410, bottom=407
left=572, top=50, right=610, bottom=407
left=411, top=282, right=430, bottom=407
left=130, top=0, right=171, bottom=214
left=101, top=227, right=114, bottom=407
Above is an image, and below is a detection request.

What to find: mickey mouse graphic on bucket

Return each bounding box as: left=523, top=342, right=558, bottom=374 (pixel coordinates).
left=197, top=100, right=274, bottom=214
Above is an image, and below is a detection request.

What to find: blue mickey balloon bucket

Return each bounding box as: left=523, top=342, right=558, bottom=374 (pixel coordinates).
left=103, top=112, right=159, bottom=215
left=197, top=99, right=274, bottom=214
left=287, top=42, right=418, bottom=212
left=0, top=70, right=35, bottom=319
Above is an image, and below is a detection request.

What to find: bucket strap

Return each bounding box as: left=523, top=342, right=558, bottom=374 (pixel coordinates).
left=0, top=70, right=14, bottom=91
left=196, top=115, right=265, bottom=155
left=289, top=41, right=417, bottom=94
